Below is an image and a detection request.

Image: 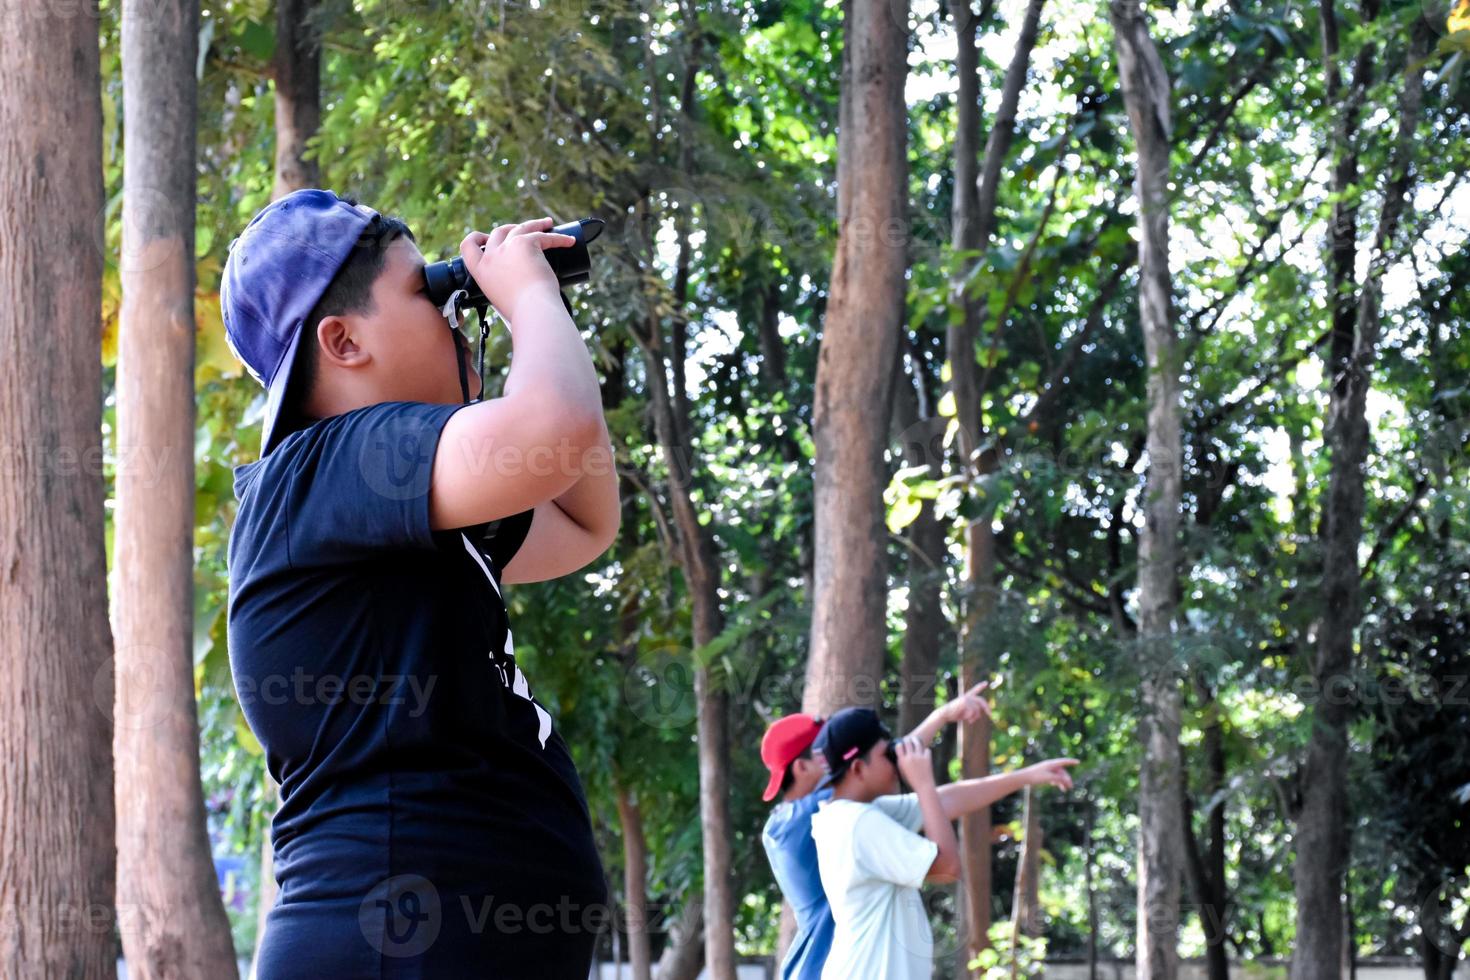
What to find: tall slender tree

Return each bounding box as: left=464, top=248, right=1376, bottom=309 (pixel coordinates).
left=116, top=0, right=241, bottom=976
left=1291, top=16, right=1431, bottom=978
left=626, top=26, right=736, bottom=976
left=1107, top=2, right=1183, bottom=977
left=945, top=0, right=1046, bottom=965
left=802, top=0, right=910, bottom=716
left=0, top=3, right=117, bottom=975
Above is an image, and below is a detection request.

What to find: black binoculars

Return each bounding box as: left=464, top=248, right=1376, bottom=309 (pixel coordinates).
left=422, top=216, right=605, bottom=309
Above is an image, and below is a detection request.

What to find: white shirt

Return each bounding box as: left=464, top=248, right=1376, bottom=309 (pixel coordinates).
left=810, top=794, right=939, bottom=980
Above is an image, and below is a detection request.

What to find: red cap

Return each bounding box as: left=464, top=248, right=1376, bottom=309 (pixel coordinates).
left=761, top=714, right=823, bottom=802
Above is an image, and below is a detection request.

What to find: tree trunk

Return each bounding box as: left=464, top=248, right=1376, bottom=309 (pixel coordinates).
left=1107, top=3, right=1183, bottom=978
left=946, top=0, right=1045, bottom=965
left=0, top=5, right=117, bottom=976
left=615, top=783, right=653, bottom=980
left=946, top=0, right=1052, bottom=963
left=802, top=0, right=909, bottom=716
left=1290, top=21, right=1430, bottom=980
left=637, top=294, right=734, bottom=980
left=631, top=192, right=735, bottom=978
left=273, top=0, right=322, bottom=199
left=116, top=2, right=242, bottom=978
left=692, top=668, right=733, bottom=980
left=1011, top=786, right=1043, bottom=937
left=1181, top=681, right=1229, bottom=980
left=751, top=280, right=806, bottom=969
left=623, top=29, right=738, bottom=977
left=654, top=896, right=705, bottom=980
left=893, top=348, right=947, bottom=745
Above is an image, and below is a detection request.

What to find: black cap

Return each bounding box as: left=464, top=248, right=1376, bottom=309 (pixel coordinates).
left=813, top=708, right=892, bottom=790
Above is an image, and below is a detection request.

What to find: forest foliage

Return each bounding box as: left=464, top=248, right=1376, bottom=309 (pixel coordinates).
left=92, top=0, right=1470, bottom=964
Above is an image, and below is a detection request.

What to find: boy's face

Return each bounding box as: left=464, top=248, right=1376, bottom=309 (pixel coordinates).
left=785, top=754, right=825, bottom=800
left=331, top=235, right=482, bottom=403
left=843, top=737, right=900, bottom=800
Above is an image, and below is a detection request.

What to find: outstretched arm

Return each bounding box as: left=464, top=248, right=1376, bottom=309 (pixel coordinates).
left=905, top=680, right=991, bottom=747
left=937, top=759, right=1079, bottom=822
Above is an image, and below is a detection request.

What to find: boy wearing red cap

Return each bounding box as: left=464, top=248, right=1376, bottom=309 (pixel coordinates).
left=759, top=685, right=991, bottom=980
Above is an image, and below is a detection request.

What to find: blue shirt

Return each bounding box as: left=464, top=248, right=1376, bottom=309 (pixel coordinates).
left=227, top=401, right=605, bottom=977
left=763, top=787, right=835, bottom=980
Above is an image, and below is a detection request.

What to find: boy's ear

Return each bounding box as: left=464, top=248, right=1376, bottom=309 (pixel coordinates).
left=316, top=315, right=368, bottom=368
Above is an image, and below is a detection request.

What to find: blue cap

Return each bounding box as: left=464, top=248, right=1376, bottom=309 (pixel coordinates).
left=222, top=189, right=380, bottom=456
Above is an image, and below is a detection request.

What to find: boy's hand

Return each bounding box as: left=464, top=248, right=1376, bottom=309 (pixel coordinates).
left=941, top=680, right=992, bottom=726
left=1021, top=758, right=1079, bottom=791
left=895, top=739, right=936, bottom=790
left=458, top=217, right=577, bottom=323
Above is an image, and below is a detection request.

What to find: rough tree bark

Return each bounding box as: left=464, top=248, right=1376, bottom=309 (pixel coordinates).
left=273, top=0, right=322, bottom=198
left=119, top=0, right=236, bottom=970
left=654, top=896, right=705, bottom=980
left=945, top=0, right=1045, bottom=966
left=0, top=3, right=117, bottom=976
left=802, top=0, right=909, bottom=716
left=615, top=783, right=653, bottom=980
left=1290, top=19, right=1430, bottom=980
left=1182, top=680, right=1230, bottom=980
left=1107, top=2, right=1184, bottom=977
left=116, top=1, right=243, bottom=978
left=1011, top=786, right=1043, bottom=938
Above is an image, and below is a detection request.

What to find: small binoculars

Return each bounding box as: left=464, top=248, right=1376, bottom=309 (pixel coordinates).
left=422, top=217, right=605, bottom=310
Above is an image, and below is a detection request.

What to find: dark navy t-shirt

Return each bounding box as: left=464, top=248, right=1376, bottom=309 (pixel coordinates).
left=227, top=400, right=606, bottom=979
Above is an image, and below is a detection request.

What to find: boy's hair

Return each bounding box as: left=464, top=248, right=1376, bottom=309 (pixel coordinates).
left=283, top=194, right=417, bottom=425
left=778, top=743, right=814, bottom=796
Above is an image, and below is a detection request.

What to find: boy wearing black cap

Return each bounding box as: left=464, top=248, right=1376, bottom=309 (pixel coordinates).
left=810, top=708, right=1078, bottom=980
left=223, top=190, right=618, bottom=977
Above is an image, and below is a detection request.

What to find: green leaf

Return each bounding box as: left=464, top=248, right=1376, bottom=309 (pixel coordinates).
left=237, top=19, right=275, bottom=61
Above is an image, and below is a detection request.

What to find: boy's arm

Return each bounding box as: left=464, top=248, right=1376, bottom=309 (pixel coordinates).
left=430, top=220, right=610, bottom=533
left=896, top=741, right=961, bottom=884
left=936, top=759, right=1080, bottom=822
left=501, top=435, right=620, bottom=584
left=904, top=680, right=990, bottom=747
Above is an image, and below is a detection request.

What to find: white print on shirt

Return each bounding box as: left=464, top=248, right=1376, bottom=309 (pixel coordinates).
left=460, top=533, right=554, bottom=748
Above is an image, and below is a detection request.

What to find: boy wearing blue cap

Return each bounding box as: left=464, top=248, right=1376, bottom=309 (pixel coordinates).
left=223, top=190, right=619, bottom=977
left=810, top=708, right=1079, bottom=980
